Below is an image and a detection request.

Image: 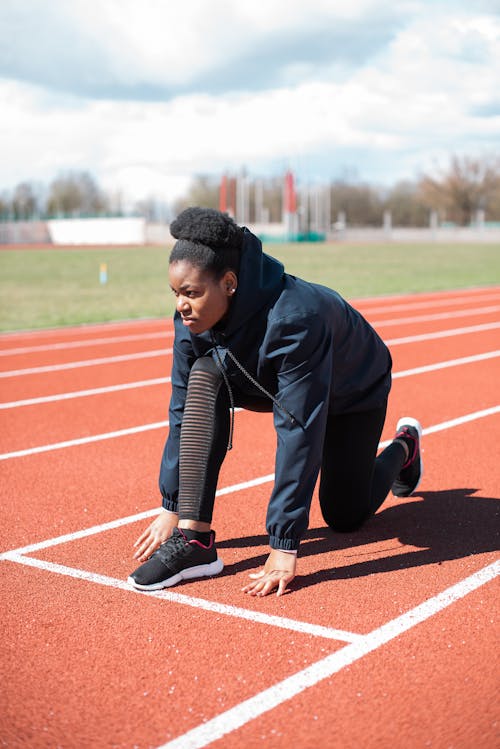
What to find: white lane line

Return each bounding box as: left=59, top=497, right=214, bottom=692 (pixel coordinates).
left=0, top=330, right=174, bottom=356
left=2, top=306, right=499, bottom=379
left=372, top=305, right=500, bottom=327
left=2, top=293, right=497, bottom=356
left=377, top=405, right=500, bottom=449
left=1, top=348, right=498, bottom=461
left=0, top=471, right=271, bottom=557
left=2, top=323, right=499, bottom=411
left=0, top=406, right=244, bottom=461
left=392, top=350, right=500, bottom=378
left=1, top=413, right=498, bottom=683
left=417, top=405, right=500, bottom=436
left=361, top=291, right=500, bottom=316
left=0, top=509, right=160, bottom=557
left=0, top=318, right=169, bottom=340
left=155, top=560, right=500, bottom=749
left=2, top=553, right=360, bottom=643
left=386, top=321, right=500, bottom=346
left=1, top=286, right=496, bottom=346
left=0, top=377, right=171, bottom=409
left=351, top=285, right=499, bottom=306
left=2, top=407, right=498, bottom=558
left=0, top=348, right=172, bottom=378
left=0, top=420, right=170, bottom=460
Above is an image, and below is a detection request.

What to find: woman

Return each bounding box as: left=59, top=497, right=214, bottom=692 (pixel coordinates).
left=128, top=207, right=423, bottom=597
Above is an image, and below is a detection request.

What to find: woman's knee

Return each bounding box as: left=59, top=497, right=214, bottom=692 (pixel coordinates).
left=325, top=514, right=366, bottom=533
left=320, top=494, right=369, bottom=533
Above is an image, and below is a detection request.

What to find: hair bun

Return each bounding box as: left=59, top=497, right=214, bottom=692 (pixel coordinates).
left=170, top=207, right=243, bottom=251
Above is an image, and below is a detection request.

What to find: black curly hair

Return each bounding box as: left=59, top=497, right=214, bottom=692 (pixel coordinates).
left=169, top=207, right=244, bottom=279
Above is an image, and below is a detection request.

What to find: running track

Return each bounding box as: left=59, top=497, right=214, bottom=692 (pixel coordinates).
left=1, top=286, right=499, bottom=748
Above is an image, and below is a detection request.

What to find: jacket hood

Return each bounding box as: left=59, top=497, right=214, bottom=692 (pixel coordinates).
left=220, top=228, right=284, bottom=337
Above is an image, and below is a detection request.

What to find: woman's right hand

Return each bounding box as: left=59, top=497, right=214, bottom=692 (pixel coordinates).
left=132, top=510, right=179, bottom=563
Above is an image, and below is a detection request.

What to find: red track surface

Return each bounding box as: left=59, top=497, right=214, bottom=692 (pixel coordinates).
left=1, top=286, right=499, bottom=749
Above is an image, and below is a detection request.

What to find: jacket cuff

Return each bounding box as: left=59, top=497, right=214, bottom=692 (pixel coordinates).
left=162, top=497, right=178, bottom=513
left=269, top=535, right=300, bottom=552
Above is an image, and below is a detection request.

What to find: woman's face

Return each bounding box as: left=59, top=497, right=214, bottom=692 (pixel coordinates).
left=169, top=260, right=237, bottom=335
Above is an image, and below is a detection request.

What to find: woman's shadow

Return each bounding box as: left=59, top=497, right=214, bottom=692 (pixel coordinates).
left=217, top=488, right=500, bottom=590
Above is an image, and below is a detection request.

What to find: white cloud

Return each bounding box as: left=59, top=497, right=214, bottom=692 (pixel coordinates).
left=0, top=1, right=499, bottom=204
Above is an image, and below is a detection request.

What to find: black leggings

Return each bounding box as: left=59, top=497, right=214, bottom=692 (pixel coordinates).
left=319, top=405, right=405, bottom=532
left=177, top=357, right=406, bottom=533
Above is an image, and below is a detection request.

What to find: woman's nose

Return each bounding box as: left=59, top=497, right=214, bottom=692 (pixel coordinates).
left=177, top=296, right=190, bottom=313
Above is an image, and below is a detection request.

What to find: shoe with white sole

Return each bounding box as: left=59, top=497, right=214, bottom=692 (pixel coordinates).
left=392, top=417, right=423, bottom=497
left=128, top=528, right=223, bottom=591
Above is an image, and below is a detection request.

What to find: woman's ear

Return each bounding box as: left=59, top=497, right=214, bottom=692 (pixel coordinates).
left=223, top=271, right=238, bottom=296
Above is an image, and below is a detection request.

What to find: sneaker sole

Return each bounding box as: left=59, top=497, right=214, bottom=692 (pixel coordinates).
left=395, top=416, right=424, bottom=494
left=127, top=557, right=224, bottom=591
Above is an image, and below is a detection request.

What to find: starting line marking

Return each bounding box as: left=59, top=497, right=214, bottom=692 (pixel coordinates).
left=4, top=550, right=496, bottom=748
left=3, top=553, right=361, bottom=644
left=1, top=287, right=498, bottom=748
left=2, top=403, right=499, bottom=746
left=156, top=559, right=500, bottom=749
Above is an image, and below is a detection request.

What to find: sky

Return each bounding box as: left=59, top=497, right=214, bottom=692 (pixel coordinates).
left=1, top=0, right=499, bottom=208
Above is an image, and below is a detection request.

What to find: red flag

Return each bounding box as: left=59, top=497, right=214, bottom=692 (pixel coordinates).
left=284, top=171, right=297, bottom=213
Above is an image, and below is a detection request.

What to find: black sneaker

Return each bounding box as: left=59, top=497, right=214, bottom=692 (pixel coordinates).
left=392, top=417, right=423, bottom=497
left=128, top=528, right=223, bottom=591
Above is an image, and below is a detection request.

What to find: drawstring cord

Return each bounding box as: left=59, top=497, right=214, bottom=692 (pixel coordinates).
left=210, top=330, right=297, bottom=451
left=211, top=335, right=236, bottom=451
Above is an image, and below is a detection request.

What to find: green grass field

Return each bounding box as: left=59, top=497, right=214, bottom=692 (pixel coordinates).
left=1, top=242, right=499, bottom=332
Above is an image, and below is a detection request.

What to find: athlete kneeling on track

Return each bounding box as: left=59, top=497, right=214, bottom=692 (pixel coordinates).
left=128, top=207, right=423, bottom=597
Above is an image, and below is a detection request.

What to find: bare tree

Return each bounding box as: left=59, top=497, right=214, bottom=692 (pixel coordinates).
left=419, top=155, right=500, bottom=225
left=11, top=182, right=39, bottom=220
left=330, top=181, right=384, bottom=227
left=173, top=175, right=220, bottom=215
left=261, top=177, right=284, bottom=223
left=384, top=181, right=429, bottom=227
left=47, top=171, right=109, bottom=217
left=0, top=191, right=12, bottom=220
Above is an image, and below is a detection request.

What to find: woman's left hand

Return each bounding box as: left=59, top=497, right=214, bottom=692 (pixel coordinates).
left=242, top=548, right=296, bottom=597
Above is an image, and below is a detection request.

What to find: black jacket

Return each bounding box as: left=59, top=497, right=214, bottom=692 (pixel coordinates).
left=159, top=228, right=392, bottom=549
